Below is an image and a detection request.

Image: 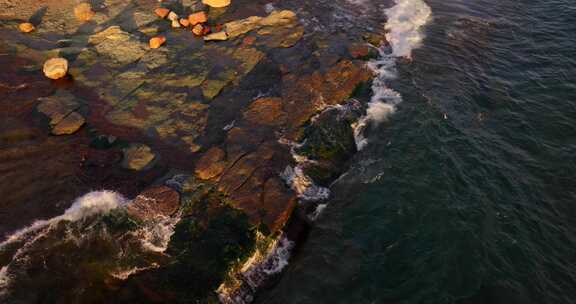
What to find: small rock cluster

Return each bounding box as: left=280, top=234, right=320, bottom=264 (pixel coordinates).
left=150, top=0, right=232, bottom=48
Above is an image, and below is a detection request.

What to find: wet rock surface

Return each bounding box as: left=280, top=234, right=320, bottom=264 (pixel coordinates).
left=0, top=0, right=386, bottom=302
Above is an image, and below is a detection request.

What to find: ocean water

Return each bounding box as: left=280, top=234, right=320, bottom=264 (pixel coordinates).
left=257, top=0, right=576, bottom=303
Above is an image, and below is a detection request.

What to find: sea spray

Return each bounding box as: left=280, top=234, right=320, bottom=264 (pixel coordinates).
left=217, top=233, right=295, bottom=304
left=0, top=189, right=181, bottom=300
left=0, top=190, right=127, bottom=249
left=354, top=0, right=432, bottom=150
left=137, top=212, right=181, bottom=253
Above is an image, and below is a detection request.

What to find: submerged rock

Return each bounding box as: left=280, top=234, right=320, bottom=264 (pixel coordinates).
left=89, top=26, right=148, bottom=68
left=225, top=10, right=297, bottom=39
left=37, top=92, right=86, bottom=135
left=37, top=93, right=79, bottom=125
left=51, top=112, right=85, bottom=135
left=43, top=58, right=68, bottom=80
left=122, top=143, right=157, bottom=171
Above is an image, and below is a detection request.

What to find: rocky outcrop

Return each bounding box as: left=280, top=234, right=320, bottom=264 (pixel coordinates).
left=281, top=60, right=372, bottom=139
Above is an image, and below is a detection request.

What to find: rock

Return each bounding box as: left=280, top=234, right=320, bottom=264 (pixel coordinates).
left=43, top=58, right=68, bottom=80
left=348, top=43, right=377, bottom=59
left=192, top=24, right=204, bottom=36
left=202, top=0, right=231, bottom=8
left=18, top=22, right=35, bottom=33
left=171, top=19, right=181, bottom=28
left=127, top=186, right=180, bottom=221
left=37, top=92, right=86, bottom=135
left=281, top=60, right=372, bottom=138
left=74, top=3, right=95, bottom=22
left=188, top=11, right=207, bottom=26
left=168, top=11, right=179, bottom=21
left=52, top=112, right=85, bottom=135
left=90, top=27, right=148, bottom=67
left=203, top=31, right=228, bottom=41
left=149, top=36, right=166, bottom=49
left=195, top=147, right=226, bottom=180
left=243, top=97, right=286, bottom=126
left=180, top=18, right=190, bottom=27
left=122, top=143, right=157, bottom=171
left=296, top=105, right=360, bottom=184
left=37, top=92, right=80, bottom=126
left=224, top=10, right=297, bottom=39
left=155, top=8, right=170, bottom=19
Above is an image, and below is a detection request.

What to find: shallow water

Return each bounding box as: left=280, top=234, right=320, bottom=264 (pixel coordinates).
left=257, top=0, right=576, bottom=303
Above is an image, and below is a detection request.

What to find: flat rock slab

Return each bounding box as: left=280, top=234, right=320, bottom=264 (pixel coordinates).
left=126, top=185, right=181, bottom=221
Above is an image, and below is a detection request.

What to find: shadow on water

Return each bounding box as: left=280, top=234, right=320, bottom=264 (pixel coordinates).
left=28, top=6, right=48, bottom=26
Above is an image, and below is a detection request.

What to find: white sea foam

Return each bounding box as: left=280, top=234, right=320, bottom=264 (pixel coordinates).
left=0, top=266, right=8, bottom=293
left=0, top=191, right=127, bottom=249
left=281, top=166, right=330, bottom=202
left=110, top=263, right=159, bottom=280
left=354, top=0, right=431, bottom=150
left=137, top=213, right=180, bottom=253
left=240, top=234, right=294, bottom=288
left=309, top=203, right=328, bottom=221
left=385, top=0, right=432, bottom=58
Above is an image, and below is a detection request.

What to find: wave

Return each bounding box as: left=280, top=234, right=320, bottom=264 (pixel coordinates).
left=0, top=190, right=127, bottom=249
left=354, top=0, right=432, bottom=150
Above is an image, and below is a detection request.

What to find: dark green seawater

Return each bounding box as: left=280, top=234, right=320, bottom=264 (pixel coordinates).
left=258, top=0, right=576, bottom=303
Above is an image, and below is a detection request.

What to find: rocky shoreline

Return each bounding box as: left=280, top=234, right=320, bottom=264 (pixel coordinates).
left=0, top=0, right=385, bottom=302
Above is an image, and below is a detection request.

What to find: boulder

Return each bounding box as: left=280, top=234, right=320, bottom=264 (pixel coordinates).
left=155, top=8, right=171, bottom=19
left=180, top=18, right=190, bottom=27
left=126, top=186, right=180, bottom=221
left=188, top=11, right=207, bottom=25
left=202, top=0, right=231, bottom=8
left=149, top=36, right=166, bottom=49
left=74, top=3, right=95, bottom=22
left=122, top=143, right=157, bottom=171
left=43, top=58, right=68, bottom=80
left=18, top=23, right=35, bottom=33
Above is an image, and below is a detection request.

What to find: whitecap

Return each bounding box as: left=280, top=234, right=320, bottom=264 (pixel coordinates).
left=354, top=0, right=432, bottom=150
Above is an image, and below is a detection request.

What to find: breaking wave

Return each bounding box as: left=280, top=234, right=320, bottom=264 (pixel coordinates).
left=0, top=190, right=127, bottom=249
left=354, top=0, right=431, bottom=150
